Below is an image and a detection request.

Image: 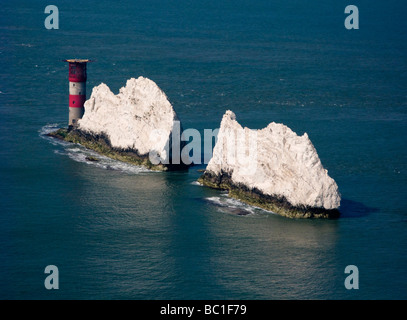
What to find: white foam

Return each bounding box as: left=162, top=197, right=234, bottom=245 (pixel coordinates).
left=39, top=123, right=61, bottom=135
left=39, top=124, right=71, bottom=147
left=18, top=43, right=34, bottom=47
left=63, top=146, right=151, bottom=174
left=43, top=124, right=151, bottom=175
left=205, top=194, right=274, bottom=216
left=206, top=196, right=224, bottom=206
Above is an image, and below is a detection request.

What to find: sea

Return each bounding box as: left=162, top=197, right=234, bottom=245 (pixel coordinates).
left=0, top=0, right=406, bottom=300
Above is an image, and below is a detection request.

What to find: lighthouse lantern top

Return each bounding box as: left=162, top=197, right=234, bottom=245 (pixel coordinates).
left=64, top=59, right=91, bottom=82
left=64, top=59, right=91, bottom=63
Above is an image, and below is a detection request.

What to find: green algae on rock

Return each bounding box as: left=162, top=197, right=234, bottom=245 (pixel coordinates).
left=198, top=171, right=340, bottom=219
left=47, top=128, right=178, bottom=171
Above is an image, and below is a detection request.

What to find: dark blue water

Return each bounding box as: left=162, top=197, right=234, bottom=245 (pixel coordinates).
left=1, top=0, right=406, bottom=299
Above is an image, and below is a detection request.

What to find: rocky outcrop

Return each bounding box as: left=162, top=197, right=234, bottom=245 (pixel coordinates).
left=198, top=110, right=341, bottom=218
left=49, top=77, right=189, bottom=171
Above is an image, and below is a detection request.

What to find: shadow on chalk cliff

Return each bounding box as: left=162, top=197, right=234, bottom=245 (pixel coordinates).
left=338, top=198, right=378, bottom=218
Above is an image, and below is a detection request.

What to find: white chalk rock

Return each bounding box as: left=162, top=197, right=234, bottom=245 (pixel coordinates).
left=78, top=77, right=181, bottom=162
left=205, top=110, right=341, bottom=210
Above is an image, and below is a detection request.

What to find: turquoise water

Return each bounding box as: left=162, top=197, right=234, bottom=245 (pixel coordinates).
left=1, top=0, right=406, bottom=299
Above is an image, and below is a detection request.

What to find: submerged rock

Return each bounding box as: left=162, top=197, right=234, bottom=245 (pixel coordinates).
left=49, top=77, right=189, bottom=171
left=85, top=156, right=99, bottom=162
left=198, top=110, right=341, bottom=218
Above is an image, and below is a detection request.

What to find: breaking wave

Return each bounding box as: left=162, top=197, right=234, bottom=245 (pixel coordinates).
left=39, top=124, right=71, bottom=147
left=205, top=194, right=276, bottom=216
left=40, top=124, right=151, bottom=174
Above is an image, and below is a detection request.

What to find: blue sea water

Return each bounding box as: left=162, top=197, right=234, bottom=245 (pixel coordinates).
left=0, top=0, right=406, bottom=299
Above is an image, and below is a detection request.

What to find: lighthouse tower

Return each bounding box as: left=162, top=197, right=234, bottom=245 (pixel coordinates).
left=64, top=59, right=90, bottom=128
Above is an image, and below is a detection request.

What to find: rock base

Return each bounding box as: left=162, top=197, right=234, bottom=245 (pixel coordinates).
left=47, top=128, right=189, bottom=171
left=198, top=171, right=340, bottom=219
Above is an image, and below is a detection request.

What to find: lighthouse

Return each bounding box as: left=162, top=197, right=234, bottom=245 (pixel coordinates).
left=64, top=59, right=90, bottom=128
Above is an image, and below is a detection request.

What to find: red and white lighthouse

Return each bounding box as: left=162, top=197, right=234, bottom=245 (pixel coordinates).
left=64, top=59, right=90, bottom=127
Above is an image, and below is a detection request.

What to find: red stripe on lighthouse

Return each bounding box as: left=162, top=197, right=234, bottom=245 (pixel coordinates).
left=68, top=63, right=87, bottom=82
left=64, top=59, right=91, bottom=126
left=69, top=94, right=86, bottom=108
